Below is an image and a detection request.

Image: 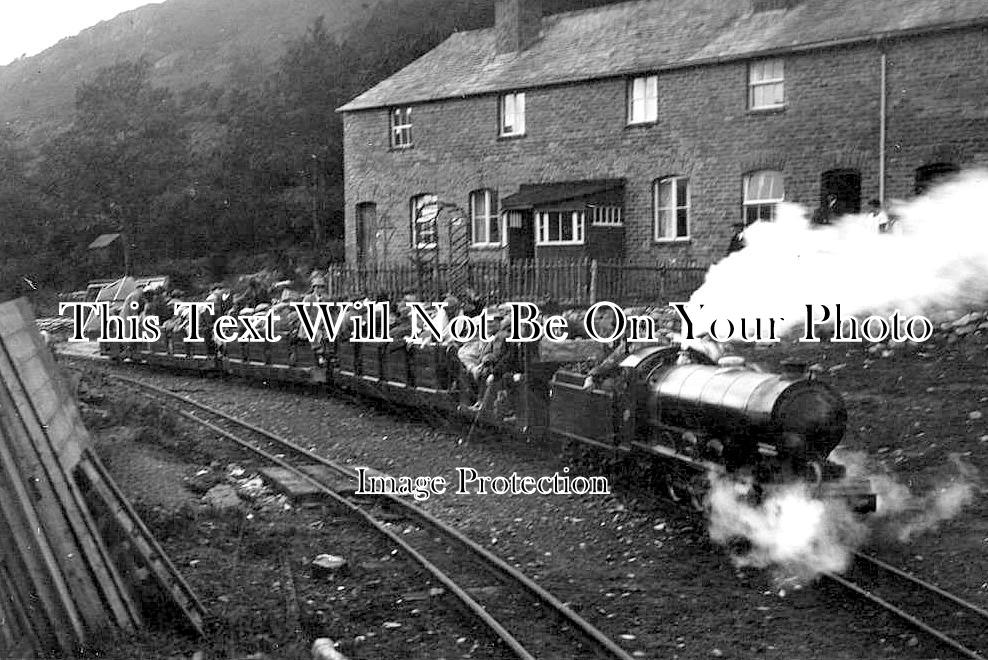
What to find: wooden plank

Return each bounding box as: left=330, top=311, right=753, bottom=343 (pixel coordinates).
left=0, top=559, right=43, bottom=656
left=0, top=301, right=141, bottom=633
left=0, top=425, right=81, bottom=650
left=80, top=453, right=206, bottom=636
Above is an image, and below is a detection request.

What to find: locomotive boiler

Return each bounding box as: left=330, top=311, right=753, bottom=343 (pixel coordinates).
left=550, top=345, right=875, bottom=512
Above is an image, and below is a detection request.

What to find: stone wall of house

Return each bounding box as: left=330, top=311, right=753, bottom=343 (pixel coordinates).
left=342, top=26, right=988, bottom=266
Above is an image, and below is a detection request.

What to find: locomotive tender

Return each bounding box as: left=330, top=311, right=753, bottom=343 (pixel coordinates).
left=115, top=329, right=875, bottom=513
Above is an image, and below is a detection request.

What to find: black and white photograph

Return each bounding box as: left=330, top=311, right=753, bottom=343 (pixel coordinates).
left=1, top=0, right=987, bottom=658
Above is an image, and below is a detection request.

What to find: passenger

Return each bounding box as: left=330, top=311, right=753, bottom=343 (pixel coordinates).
left=476, top=314, right=520, bottom=418
left=582, top=306, right=671, bottom=390
left=455, top=310, right=500, bottom=408
left=411, top=293, right=459, bottom=346
left=390, top=293, right=418, bottom=341
left=120, top=286, right=145, bottom=361
left=302, top=276, right=330, bottom=365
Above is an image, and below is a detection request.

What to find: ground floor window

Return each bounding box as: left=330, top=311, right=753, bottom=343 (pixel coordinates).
left=536, top=210, right=585, bottom=245
left=742, top=170, right=784, bottom=224
left=914, top=162, right=959, bottom=195
left=410, top=193, right=438, bottom=249
left=470, top=189, right=500, bottom=245
left=653, top=176, right=690, bottom=240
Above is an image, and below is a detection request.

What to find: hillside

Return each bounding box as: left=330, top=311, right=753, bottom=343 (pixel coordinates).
left=0, top=0, right=377, bottom=133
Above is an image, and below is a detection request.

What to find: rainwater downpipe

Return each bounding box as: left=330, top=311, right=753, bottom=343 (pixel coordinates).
left=878, top=48, right=887, bottom=205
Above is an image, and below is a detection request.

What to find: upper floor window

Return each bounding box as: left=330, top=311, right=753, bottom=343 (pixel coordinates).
left=500, top=92, right=526, bottom=137
left=410, top=193, right=438, bottom=249
left=390, top=107, right=413, bottom=148
left=743, top=170, right=784, bottom=223
left=470, top=189, right=501, bottom=245
left=536, top=211, right=585, bottom=246
left=748, top=59, right=785, bottom=110
left=628, top=75, right=658, bottom=124
left=654, top=176, right=690, bottom=241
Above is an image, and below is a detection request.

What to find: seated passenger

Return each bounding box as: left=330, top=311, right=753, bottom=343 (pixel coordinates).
left=455, top=310, right=501, bottom=407
left=582, top=306, right=672, bottom=390
left=475, top=314, right=520, bottom=418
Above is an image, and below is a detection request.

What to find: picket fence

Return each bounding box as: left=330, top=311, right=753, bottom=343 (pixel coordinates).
left=323, top=258, right=708, bottom=306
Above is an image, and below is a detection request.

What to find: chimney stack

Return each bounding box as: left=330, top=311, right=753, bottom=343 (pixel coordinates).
left=495, top=0, right=542, bottom=54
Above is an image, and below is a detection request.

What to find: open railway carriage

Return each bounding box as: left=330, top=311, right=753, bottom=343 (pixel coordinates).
left=550, top=345, right=876, bottom=512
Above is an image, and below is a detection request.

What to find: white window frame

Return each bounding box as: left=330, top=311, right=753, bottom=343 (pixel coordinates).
left=590, top=206, right=623, bottom=227
left=653, top=177, right=691, bottom=241
left=410, top=193, right=438, bottom=250
left=748, top=59, right=785, bottom=110
left=535, top=211, right=585, bottom=246
left=390, top=106, right=413, bottom=148
left=628, top=75, right=658, bottom=124
left=470, top=189, right=502, bottom=246
left=742, top=170, right=785, bottom=223
left=499, top=92, right=526, bottom=137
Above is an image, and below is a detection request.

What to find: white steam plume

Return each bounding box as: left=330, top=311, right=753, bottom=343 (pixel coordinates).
left=683, top=170, right=988, bottom=337
left=708, top=451, right=982, bottom=581
left=706, top=473, right=866, bottom=581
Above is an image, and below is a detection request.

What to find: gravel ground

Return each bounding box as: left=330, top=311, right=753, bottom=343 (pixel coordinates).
left=76, top=376, right=513, bottom=660
left=64, top=335, right=988, bottom=660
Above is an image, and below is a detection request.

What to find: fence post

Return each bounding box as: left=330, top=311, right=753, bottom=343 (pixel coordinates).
left=589, top=258, right=598, bottom=304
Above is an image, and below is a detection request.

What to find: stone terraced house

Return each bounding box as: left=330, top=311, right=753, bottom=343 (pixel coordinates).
left=338, top=0, right=988, bottom=267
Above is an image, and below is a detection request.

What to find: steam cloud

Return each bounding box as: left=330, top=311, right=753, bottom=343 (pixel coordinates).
left=684, top=169, right=988, bottom=336
left=699, top=174, right=985, bottom=578
left=706, top=451, right=981, bottom=582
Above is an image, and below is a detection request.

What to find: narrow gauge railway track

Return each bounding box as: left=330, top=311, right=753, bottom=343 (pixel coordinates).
left=105, top=371, right=636, bottom=660
left=824, top=552, right=988, bottom=659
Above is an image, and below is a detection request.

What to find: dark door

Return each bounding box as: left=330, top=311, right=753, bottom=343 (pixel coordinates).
left=356, top=202, right=376, bottom=264
left=820, top=169, right=862, bottom=215
left=506, top=210, right=535, bottom=261
left=914, top=163, right=960, bottom=195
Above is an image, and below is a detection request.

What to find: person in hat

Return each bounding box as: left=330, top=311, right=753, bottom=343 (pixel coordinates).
left=302, top=276, right=330, bottom=365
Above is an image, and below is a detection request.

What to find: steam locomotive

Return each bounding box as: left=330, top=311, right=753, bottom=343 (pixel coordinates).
left=112, top=330, right=876, bottom=513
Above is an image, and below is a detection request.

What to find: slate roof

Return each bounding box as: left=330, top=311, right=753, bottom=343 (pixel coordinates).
left=338, top=0, right=988, bottom=112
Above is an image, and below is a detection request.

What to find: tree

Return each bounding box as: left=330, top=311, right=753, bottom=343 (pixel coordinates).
left=43, top=58, right=191, bottom=272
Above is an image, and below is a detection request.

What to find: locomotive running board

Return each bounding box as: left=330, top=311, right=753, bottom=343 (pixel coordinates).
left=629, top=441, right=719, bottom=473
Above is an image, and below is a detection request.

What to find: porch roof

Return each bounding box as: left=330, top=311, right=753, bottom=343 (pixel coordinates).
left=500, top=179, right=625, bottom=211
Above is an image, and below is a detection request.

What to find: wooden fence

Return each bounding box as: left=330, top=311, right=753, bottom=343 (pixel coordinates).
left=324, top=258, right=708, bottom=306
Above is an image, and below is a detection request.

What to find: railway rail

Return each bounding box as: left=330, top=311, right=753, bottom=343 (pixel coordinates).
left=104, top=370, right=637, bottom=660
left=824, top=552, right=988, bottom=660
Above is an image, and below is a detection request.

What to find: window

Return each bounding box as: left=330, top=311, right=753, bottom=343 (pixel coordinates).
left=536, top=211, right=585, bottom=245
left=410, top=193, right=438, bottom=249
left=356, top=202, right=377, bottom=263
left=914, top=162, right=960, bottom=195
left=591, top=206, right=623, bottom=226
left=628, top=75, right=658, bottom=124
left=820, top=169, right=861, bottom=215
left=390, top=107, right=412, bottom=148
left=470, top=190, right=501, bottom=245
left=653, top=177, right=690, bottom=240
left=743, top=170, right=784, bottom=224
left=748, top=59, right=785, bottom=110
left=500, top=93, right=526, bottom=137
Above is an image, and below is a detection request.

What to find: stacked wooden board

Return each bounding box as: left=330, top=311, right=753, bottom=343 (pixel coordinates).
left=0, top=298, right=205, bottom=658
